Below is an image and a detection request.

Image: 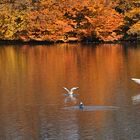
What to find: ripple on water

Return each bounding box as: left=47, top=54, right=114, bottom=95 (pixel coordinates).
left=63, top=105, right=120, bottom=111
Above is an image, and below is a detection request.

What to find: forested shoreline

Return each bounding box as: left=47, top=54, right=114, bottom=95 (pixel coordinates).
left=0, top=0, right=139, bottom=43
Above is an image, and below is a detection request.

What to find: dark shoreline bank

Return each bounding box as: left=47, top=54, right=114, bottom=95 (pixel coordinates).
left=0, top=39, right=139, bottom=46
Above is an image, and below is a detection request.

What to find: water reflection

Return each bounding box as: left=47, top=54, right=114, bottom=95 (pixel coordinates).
left=64, top=105, right=120, bottom=111
left=0, top=43, right=140, bottom=140
left=64, top=94, right=78, bottom=104
left=132, top=94, right=140, bottom=105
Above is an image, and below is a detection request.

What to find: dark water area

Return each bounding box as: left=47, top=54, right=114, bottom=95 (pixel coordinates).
left=0, top=43, right=140, bottom=140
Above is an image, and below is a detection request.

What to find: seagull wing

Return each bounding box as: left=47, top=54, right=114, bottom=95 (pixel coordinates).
left=71, top=87, right=79, bottom=92
left=63, top=87, right=70, bottom=93
left=131, top=78, right=140, bottom=84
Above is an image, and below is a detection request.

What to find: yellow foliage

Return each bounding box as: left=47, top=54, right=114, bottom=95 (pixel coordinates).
left=0, top=0, right=127, bottom=42
left=127, top=21, right=140, bottom=35
left=125, top=8, right=140, bottom=18
left=0, top=5, right=27, bottom=40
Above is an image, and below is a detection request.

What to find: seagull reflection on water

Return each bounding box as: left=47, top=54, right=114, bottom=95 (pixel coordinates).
left=131, top=78, right=140, bottom=104
left=132, top=94, right=140, bottom=105
left=64, top=94, right=77, bottom=104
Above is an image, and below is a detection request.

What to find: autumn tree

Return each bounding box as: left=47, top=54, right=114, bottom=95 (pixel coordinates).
left=0, top=3, right=28, bottom=40
left=0, top=0, right=124, bottom=42
left=115, top=0, right=140, bottom=40
left=64, top=0, right=124, bottom=41
left=26, top=0, right=74, bottom=42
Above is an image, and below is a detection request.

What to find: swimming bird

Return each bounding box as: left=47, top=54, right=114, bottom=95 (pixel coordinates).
left=131, top=78, right=140, bottom=84
left=79, top=102, right=84, bottom=109
left=63, top=87, right=79, bottom=95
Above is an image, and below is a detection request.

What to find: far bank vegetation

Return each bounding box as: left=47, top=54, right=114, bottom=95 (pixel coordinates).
left=0, top=0, right=139, bottom=42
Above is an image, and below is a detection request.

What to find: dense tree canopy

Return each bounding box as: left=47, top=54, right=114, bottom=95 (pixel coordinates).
left=0, top=0, right=139, bottom=42
left=115, top=0, right=140, bottom=40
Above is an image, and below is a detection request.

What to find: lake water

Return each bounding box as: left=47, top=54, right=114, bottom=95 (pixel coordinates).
left=0, top=43, right=140, bottom=140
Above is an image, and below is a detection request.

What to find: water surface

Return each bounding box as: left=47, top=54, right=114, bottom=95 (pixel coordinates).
left=0, top=43, right=140, bottom=140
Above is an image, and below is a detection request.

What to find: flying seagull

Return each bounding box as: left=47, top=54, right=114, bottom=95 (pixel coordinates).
left=131, top=78, right=140, bottom=84
left=63, top=87, right=79, bottom=95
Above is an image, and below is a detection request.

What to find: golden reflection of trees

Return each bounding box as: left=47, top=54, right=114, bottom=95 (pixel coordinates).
left=72, top=44, right=126, bottom=130
left=68, top=44, right=125, bottom=106
left=0, top=44, right=125, bottom=106
left=127, top=47, right=140, bottom=77
left=0, top=43, right=130, bottom=138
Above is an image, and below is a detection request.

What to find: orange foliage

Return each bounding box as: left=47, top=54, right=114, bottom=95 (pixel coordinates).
left=63, top=0, right=124, bottom=41
left=0, top=0, right=124, bottom=42
left=27, top=0, right=74, bottom=41
left=93, top=8, right=124, bottom=41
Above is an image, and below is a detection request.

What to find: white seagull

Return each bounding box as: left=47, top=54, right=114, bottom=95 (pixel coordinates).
left=63, top=87, right=79, bottom=95
left=131, top=78, right=140, bottom=84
